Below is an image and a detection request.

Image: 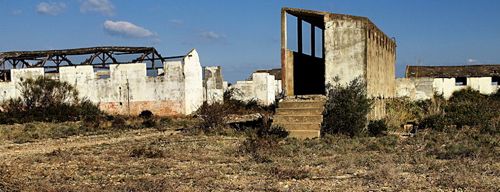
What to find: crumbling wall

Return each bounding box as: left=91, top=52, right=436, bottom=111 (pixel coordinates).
left=366, top=30, right=396, bottom=98
left=203, top=66, right=224, bottom=104
left=230, top=72, right=281, bottom=106
left=0, top=49, right=204, bottom=116
left=396, top=78, right=434, bottom=100
left=397, top=77, right=498, bottom=100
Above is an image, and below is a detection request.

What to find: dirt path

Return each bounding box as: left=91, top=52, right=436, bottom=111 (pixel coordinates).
left=0, top=129, right=178, bottom=159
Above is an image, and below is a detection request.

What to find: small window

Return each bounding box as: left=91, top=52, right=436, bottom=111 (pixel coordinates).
left=493, top=76, right=499, bottom=86
left=455, top=77, right=467, bottom=86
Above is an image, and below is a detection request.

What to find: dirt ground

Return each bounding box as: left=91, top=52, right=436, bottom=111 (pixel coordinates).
left=0, top=126, right=499, bottom=191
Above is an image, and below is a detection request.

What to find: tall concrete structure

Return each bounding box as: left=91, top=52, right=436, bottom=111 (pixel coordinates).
left=397, top=65, right=500, bottom=100
left=276, top=8, right=397, bottom=138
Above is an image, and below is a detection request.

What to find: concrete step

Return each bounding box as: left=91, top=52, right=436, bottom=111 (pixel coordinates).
left=275, top=108, right=324, bottom=116
left=278, top=101, right=325, bottom=109
left=273, top=115, right=323, bottom=124
left=288, top=130, right=321, bottom=139
left=273, top=123, right=321, bottom=131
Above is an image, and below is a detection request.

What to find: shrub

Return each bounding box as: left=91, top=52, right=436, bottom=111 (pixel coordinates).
left=129, top=146, right=164, bottom=158
left=384, top=98, right=427, bottom=131
left=139, top=110, right=153, bottom=119
left=138, top=110, right=158, bottom=128
left=321, top=78, right=372, bottom=137
left=435, top=143, right=477, bottom=160
left=256, top=125, right=289, bottom=139
left=142, top=119, right=158, bottom=128
left=223, top=88, right=276, bottom=115
left=368, top=120, right=388, bottom=136
left=419, top=114, right=448, bottom=131
left=0, top=77, right=102, bottom=123
left=445, top=88, right=497, bottom=128
left=239, top=125, right=289, bottom=163
left=481, top=116, right=500, bottom=134
left=196, top=102, right=228, bottom=132
left=111, top=116, right=128, bottom=129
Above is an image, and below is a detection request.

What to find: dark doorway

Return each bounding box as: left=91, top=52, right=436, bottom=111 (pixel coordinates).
left=293, top=52, right=325, bottom=95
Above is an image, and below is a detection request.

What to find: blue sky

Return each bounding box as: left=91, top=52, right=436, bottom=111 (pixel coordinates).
left=1, top=0, right=499, bottom=82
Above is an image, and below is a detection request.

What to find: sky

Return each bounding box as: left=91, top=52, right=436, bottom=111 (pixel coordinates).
left=1, top=0, right=500, bottom=83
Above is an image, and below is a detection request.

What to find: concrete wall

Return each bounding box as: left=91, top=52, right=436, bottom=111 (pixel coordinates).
left=397, top=77, right=499, bottom=100
left=0, top=49, right=204, bottom=116
left=323, top=17, right=396, bottom=120
left=396, top=78, right=434, bottom=100
left=433, top=77, right=498, bottom=99
left=366, top=30, right=396, bottom=98
left=324, top=17, right=366, bottom=87
left=230, top=72, right=281, bottom=106
left=203, top=66, right=224, bottom=104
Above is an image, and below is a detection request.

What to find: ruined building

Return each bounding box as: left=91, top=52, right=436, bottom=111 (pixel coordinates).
left=274, top=8, right=397, bottom=138
left=0, top=47, right=224, bottom=116
left=229, top=69, right=282, bottom=106
left=397, top=65, right=500, bottom=100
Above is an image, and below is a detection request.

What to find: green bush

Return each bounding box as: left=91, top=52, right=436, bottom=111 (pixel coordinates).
left=321, top=78, right=372, bottom=137
left=111, top=116, right=128, bottom=129
left=420, top=114, right=448, bottom=131
left=0, top=77, right=102, bottom=123
left=368, top=120, right=388, bottom=136
left=239, top=125, right=289, bottom=163
left=196, top=102, right=228, bottom=132
left=445, top=88, right=498, bottom=128
left=481, top=116, right=500, bottom=134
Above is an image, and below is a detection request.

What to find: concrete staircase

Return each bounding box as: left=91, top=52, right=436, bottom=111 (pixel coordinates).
left=273, top=96, right=326, bottom=139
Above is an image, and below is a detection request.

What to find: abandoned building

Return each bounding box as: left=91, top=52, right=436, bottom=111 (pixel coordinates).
left=229, top=71, right=282, bottom=106
left=397, top=65, right=500, bottom=100
left=203, top=66, right=227, bottom=104
left=274, top=8, right=397, bottom=138
left=0, top=46, right=225, bottom=116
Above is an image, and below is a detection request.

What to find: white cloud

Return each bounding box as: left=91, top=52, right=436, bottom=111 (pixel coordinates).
left=103, top=20, right=155, bottom=38
left=80, top=0, right=114, bottom=16
left=169, top=19, right=184, bottom=26
left=36, top=2, right=66, bottom=16
left=467, top=58, right=479, bottom=64
left=11, top=9, right=23, bottom=15
left=200, top=31, right=224, bottom=40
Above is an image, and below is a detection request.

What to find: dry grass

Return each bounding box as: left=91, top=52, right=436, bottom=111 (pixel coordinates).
left=0, top=124, right=498, bottom=191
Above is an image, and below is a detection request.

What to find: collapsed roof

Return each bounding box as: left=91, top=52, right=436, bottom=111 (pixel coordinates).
left=0, top=46, right=172, bottom=70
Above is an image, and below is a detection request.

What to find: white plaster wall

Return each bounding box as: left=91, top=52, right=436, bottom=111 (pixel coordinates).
left=231, top=81, right=254, bottom=102
left=230, top=73, right=279, bottom=106
left=203, top=66, right=224, bottom=104
left=399, top=77, right=499, bottom=100
left=59, top=65, right=96, bottom=100
left=253, top=73, right=276, bottom=106
left=469, top=77, right=494, bottom=94
left=324, top=19, right=366, bottom=86
left=433, top=78, right=467, bottom=99
left=434, top=77, right=498, bottom=99
left=396, top=78, right=434, bottom=100
left=0, top=68, right=45, bottom=105
left=275, top=80, right=282, bottom=96
left=182, top=49, right=203, bottom=114
left=0, top=49, right=205, bottom=116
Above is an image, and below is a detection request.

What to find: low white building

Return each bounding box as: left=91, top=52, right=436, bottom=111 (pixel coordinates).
left=0, top=47, right=212, bottom=116
left=397, top=65, right=500, bottom=100
left=230, top=70, right=283, bottom=106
